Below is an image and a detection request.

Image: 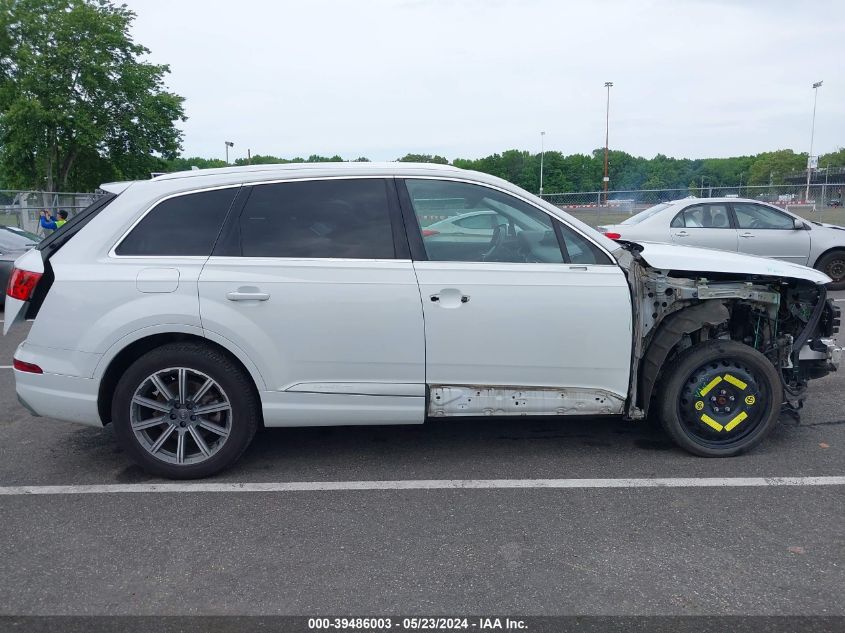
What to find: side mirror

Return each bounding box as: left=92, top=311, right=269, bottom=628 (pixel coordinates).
left=794, top=218, right=807, bottom=230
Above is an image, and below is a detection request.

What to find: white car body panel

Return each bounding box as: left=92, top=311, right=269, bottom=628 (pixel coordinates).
left=414, top=261, right=633, bottom=398
left=635, top=242, right=832, bottom=284
left=198, top=257, right=426, bottom=426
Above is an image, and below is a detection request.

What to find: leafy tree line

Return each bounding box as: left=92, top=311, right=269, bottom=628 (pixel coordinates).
left=164, top=148, right=844, bottom=195
left=1, top=1, right=842, bottom=195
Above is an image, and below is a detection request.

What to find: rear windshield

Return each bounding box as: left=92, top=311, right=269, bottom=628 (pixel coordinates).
left=620, top=202, right=672, bottom=225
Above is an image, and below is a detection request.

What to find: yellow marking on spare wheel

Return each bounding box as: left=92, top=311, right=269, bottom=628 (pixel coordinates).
left=695, top=401, right=704, bottom=411
left=699, top=376, right=723, bottom=396
left=700, top=414, right=724, bottom=432
left=724, top=411, right=749, bottom=432
left=745, top=395, right=756, bottom=406
left=723, top=374, right=748, bottom=390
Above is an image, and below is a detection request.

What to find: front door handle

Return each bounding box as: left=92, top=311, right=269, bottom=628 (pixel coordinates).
left=430, top=289, right=469, bottom=308
left=675, top=231, right=689, bottom=237
left=740, top=232, right=755, bottom=238
left=226, top=288, right=270, bottom=301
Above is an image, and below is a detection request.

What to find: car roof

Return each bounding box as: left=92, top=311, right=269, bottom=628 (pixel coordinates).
left=151, top=161, right=467, bottom=182
left=100, top=162, right=507, bottom=197
left=664, top=197, right=778, bottom=205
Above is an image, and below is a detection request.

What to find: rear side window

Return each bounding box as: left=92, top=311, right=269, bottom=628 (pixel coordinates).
left=238, top=179, right=395, bottom=258
left=115, top=188, right=238, bottom=256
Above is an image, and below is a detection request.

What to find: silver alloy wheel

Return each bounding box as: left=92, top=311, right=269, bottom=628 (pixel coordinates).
left=130, top=367, right=232, bottom=466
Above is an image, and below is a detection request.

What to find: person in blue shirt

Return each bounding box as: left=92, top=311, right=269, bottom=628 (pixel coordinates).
left=40, top=209, right=68, bottom=231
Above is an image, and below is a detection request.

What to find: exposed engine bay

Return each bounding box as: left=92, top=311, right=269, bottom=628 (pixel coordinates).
left=620, top=245, right=842, bottom=420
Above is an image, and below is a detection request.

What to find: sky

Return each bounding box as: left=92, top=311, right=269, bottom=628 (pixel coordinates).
left=125, top=0, right=845, bottom=163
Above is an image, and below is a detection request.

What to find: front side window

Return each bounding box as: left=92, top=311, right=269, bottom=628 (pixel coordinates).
left=405, top=179, right=565, bottom=263
left=672, top=203, right=732, bottom=229
left=116, top=188, right=237, bottom=256
left=238, top=179, right=395, bottom=258
left=732, top=203, right=794, bottom=230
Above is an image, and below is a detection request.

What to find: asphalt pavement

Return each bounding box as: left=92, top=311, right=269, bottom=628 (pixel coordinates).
left=0, top=294, right=843, bottom=617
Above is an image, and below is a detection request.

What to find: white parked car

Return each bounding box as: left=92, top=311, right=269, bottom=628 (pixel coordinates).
left=4, top=164, right=841, bottom=478
left=598, top=197, right=845, bottom=289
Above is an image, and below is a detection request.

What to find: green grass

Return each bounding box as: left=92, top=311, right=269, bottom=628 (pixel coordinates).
left=0, top=214, right=18, bottom=226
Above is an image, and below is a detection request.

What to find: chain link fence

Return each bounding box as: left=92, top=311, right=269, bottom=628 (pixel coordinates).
left=0, top=190, right=105, bottom=236
left=541, top=183, right=845, bottom=227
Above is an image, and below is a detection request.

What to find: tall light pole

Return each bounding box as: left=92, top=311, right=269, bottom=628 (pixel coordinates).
left=539, top=131, right=546, bottom=196
left=603, top=82, right=613, bottom=204
left=224, top=140, right=234, bottom=165
left=805, top=81, right=823, bottom=202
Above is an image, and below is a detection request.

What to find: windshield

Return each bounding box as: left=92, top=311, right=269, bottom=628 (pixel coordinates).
left=620, top=202, right=673, bottom=225
left=0, top=226, right=40, bottom=251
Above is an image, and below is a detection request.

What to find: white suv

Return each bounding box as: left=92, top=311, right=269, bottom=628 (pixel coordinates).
left=4, top=163, right=841, bottom=478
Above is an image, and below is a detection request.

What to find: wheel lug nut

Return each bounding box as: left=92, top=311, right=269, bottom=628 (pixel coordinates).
left=170, top=414, right=177, bottom=419
left=190, top=415, right=196, bottom=421
left=729, top=396, right=735, bottom=402
left=710, top=396, right=717, bottom=402
left=725, top=406, right=731, bottom=413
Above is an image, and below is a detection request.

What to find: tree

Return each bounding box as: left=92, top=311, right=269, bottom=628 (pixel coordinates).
left=747, top=150, right=805, bottom=186
left=398, top=153, right=449, bottom=164
left=0, top=0, right=186, bottom=191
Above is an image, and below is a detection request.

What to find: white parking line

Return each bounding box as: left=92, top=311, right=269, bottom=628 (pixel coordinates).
left=0, top=476, right=843, bottom=496
left=0, top=365, right=12, bottom=369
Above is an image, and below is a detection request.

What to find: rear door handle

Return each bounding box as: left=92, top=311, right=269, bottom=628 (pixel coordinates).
left=226, top=289, right=270, bottom=301
left=569, top=266, right=588, bottom=271
left=675, top=231, right=689, bottom=237
left=740, top=232, right=755, bottom=238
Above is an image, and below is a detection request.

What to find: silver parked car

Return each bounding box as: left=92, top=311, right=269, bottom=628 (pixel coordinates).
left=3, top=165, right=841, bottom=478
left=598, top=198, right=845, bottom=289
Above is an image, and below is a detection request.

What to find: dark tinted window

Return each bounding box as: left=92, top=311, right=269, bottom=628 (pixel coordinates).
left=238, top=179, right=395, bottom=258
left=116, top=188, right=237, bottom=256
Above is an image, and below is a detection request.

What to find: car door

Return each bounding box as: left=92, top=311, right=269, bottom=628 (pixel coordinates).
left=669, top=203, right=739, bottom=252
left=399, top=178, right=633, bottom=416
left=730, top=202, right=811, bottom=265
left=198, top=177, right=426, bottom=426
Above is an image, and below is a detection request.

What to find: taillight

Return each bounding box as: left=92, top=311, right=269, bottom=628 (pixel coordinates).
left=5, top=268, right=42, bottom=301
left=13, top=359, right=43, bottom=374
left=604, top=232, right=622, bottom=240
left=421, top=229, right=440, bottom=237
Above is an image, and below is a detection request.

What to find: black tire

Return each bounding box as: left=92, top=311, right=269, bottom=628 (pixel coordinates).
left=657, top=340, right=782, bottom=457
left=112, top=342, right=259, bottom=479
left=815, top=250, right=845, bottom=291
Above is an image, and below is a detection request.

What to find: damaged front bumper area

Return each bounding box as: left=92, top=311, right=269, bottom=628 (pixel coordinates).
left=797, top=299, right=842, bottom=378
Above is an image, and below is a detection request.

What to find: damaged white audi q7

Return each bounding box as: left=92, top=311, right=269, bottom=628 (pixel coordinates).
left=4, top=163, right=841, bottom=478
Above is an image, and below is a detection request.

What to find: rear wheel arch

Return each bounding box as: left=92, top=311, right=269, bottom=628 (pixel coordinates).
left=97, top=333, right=263, bottom=427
